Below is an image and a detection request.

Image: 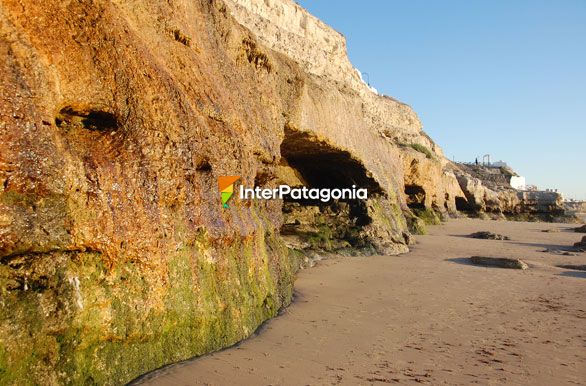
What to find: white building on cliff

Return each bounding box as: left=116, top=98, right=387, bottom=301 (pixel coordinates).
left=510, top=175, right=526, bottom=190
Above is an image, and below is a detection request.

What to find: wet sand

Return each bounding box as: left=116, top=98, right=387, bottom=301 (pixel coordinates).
left=135, top=219, right=586, bottom=385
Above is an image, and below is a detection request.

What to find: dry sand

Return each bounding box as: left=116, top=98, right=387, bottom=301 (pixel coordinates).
left=135, top=219, right=586, bottom=385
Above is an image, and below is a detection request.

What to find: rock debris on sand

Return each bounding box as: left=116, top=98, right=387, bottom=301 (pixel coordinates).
left=574, top=236, right=586, bottom=248
left=469, top=231, right=510, bottom=240
left=469, top=256, right=529, bottom=270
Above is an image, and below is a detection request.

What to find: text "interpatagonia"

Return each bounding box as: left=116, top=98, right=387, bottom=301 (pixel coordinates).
left=240, top=184, right=368, bottom=203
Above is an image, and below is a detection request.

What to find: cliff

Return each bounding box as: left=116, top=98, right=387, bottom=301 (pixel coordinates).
left=0, top=0, right=442, bottom=382
left=0, top=0, right=300, bottom=383
left=224, top=0, right=466, bottom=221
left=453, top=163, right=566, bottom=219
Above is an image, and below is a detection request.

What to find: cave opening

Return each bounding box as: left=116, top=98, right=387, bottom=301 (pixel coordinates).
left=404, top=184, right=426, bottom=209
left=455, top=196, right=470, bottom=212
left=56, top=106, right=119, bottom=132
left=278, top=127, right=381, bottom=253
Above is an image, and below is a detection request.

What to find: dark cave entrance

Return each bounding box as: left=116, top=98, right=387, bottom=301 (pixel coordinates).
left=455, top=196, right=470, bottom=212
left=280, top=128, right=382, bottom=193
left=278, top=127, right=381, bottom=252
left=404, top=184, right=426, bottom=209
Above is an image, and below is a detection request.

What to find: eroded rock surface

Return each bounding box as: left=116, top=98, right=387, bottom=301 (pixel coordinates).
left=469, top=231, right=510, bottom=241
left=223, top=0, right=468, bottom=222
left=0, top=0, right=302, bottom=383
left=470, top=256, right=529, bottom=270
left=453, top=163, right=567, bottom=219
left=400, top=149, right=464, bottom=214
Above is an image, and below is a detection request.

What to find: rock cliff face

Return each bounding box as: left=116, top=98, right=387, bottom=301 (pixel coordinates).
left=453, top=164, right=566, bottom=218
left=565, top=201, right=586, bottom=216
left=0, top=0, right=302, bottom=383
left=400, top=149, right=464, bottom=214
left=453, top=165, right=519, bottom=213
left=224, top=0, right=466, bottom=222
left=0, top=0, right=451, bottom=383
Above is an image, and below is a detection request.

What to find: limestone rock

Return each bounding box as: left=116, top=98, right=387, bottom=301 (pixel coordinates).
left=565, top=201, right=586, bottom=214
left=469, top=256, right=529, bottom=270
left=516, top=191, right=564, bottom=214
left=574, top=236, right=586, bottom=248
left=224, top=0, right=569, bottom=225
left=0, top=0, right=560, bottom=382
left=400, top=149, right=465, bottom=214
left=469, top=231, right=510, bottom=241
left=455, top=173, right=508, bottom=212
left=453, top=163, right=565, bottom=217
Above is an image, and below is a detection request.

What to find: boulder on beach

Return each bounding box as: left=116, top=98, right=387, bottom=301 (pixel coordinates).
left=574, top=236, right=586, bottom=248
left=574, top=225, right=586, bottom=233
left=469, top=256, right=529, bottom=270
left=469, top=231, right=510, bottom=240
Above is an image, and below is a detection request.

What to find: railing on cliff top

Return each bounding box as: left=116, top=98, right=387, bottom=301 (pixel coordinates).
left=456, top=161, right=502, bottom=168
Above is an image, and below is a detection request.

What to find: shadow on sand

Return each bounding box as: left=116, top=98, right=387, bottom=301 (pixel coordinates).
left=446, top=257, right=531, bottom=270
left=507, top=241, right=577, bottom=251
left=448, top=234, right=513, bottom=241
left=447, top=234, right=502, bottom=238
left=446, top=257, right=478, bottom=267
left=558, top=270, right=586, bottom=279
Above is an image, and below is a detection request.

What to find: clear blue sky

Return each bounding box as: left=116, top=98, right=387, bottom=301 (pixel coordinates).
left=297, top=0, right=586, bottom=200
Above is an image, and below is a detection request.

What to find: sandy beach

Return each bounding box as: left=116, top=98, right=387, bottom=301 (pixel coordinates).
left=135, top=219, right=586, bottom=385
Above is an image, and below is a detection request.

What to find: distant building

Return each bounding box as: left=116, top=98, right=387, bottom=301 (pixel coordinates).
left=490, top=160, right=509, bottom=167
left=510, top=175, right=526, bottom=190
